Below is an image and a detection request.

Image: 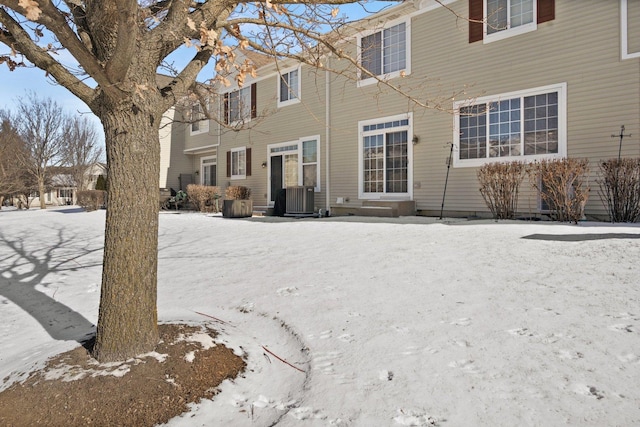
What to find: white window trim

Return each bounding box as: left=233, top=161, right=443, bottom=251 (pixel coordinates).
left=621, top=0, right=640, bottom=60
left=277, top=65, right=302, bottom=108
left=356, top=18, right=411, bottom=88
left=358, top=112, right=413, bottom=200
left=189, top=101, right=210, bottom=136
left=200, top=155, right=216, bottom=185
left=483, top=0, right=537, bottom=44
left=452, top=82, right=567, bottom=168
left=230, top=146, right=247, bottom=180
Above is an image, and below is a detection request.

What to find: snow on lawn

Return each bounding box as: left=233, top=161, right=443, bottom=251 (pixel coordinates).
left=1, top=206, right=640, bottom=426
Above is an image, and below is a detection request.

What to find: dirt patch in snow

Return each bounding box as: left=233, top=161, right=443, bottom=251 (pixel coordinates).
left=0, top=324, right=245, bottom=426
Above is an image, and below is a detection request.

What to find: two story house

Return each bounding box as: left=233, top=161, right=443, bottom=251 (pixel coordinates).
left=162, top=0, right=640, bottom=219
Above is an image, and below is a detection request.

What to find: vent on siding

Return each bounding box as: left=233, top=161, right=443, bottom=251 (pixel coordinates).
left=286, top=186, right=315, bottom=214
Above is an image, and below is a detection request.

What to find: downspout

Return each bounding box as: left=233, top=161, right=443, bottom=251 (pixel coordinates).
left=325, top=65, right=331, bottom=215
left=217, top=110, right=222, bottom=186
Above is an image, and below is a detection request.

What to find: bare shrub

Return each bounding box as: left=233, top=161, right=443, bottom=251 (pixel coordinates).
left=528, top=158, right=590, bottom=223
left=598, top=158, right=640, bottom=223
left=77, top=190, right=106, bottom=211
left=477, top=161, right=526, bottom=219
left=225, top=186, right=251, bottom=200
left=186, top=184, right=221, bottom=213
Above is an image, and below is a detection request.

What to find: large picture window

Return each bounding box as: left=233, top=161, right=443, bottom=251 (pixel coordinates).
left=454, top=83, right=566, bottom=167
left=359, top=114, right=412, bottom=198
left=359, top=21, right=408, bottom=84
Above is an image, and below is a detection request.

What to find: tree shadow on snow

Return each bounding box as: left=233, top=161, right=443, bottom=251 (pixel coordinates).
left=522, top=233, right=640, bottom=242
left=0, top=228, right=102, bottom=343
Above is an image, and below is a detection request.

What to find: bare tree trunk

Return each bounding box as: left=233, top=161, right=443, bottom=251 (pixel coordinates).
left=38, top=178, right=46, bottom=209
left=92, top=105, right=161, bottom=362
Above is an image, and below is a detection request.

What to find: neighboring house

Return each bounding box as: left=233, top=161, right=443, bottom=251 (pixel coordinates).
left=46, top=173, right=76, bottom=206
left=83, top=162, right=107, bottom=190
left=28, top=162, right=107, bottom=206
left=164, top=0, right=640, bottom=219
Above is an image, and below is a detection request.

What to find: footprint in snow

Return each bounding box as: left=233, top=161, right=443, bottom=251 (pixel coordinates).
left=394, top=409, right=439, bottom=426
left=608, top=323, right=635, bottom=333
left=320, top=330, right=333, bottom=339
left=399, top=346, right=439, bottom=356
left=289, top=406, right=327, bottom=420
left=557, top=349, right=584, bottom=360
left=337, top=333, right=354, bottom=343
left=507, top=327, right=534, bottom=337
left=379, top=370, right=394, bottom=381
left=448, top=359, right=479, bottom=374
left=616, top=353, right=640, bottom=364
left=573, top=384, right=605, bottom=400
left=450, top=318, right=471, bottom=326
left=276, top=286, right=298, bottom=296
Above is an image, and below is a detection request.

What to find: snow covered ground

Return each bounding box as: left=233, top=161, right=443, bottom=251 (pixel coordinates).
left=1, top=206, right=639, bottom=426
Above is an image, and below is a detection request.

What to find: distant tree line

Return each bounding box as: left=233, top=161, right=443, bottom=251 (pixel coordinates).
left=0, top=92, right=103, bottom=209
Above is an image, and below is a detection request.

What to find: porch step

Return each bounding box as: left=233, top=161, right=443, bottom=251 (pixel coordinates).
left=361, top=200, right=416, bottom=217
left=356, top=206, right=397, bottom=217
left=252, top=205, right=271, bottom=216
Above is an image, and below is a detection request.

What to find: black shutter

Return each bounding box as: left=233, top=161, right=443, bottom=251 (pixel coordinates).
left=469, top=0, right=483, bottom=43
left=537, top=0, right=555, bottom=24
left=226, top=151, right=231, bottom=177
left=246, top=148, right=252, bottom=177
left=223, top=93, right=229, bottom=125
left=250, top=83, right=257, bottom=119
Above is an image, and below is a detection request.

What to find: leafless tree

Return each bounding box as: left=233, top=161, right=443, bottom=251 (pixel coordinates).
left=0, top=109, right=29, bottom=208
left=12, top=93, right=69, bottom=210
left=63, top=116, right=103, bottom=192
left=0, top=0, right=453, bottom=362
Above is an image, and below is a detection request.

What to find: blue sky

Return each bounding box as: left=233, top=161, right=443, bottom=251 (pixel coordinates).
left=0, top=2, right=395, bottom=144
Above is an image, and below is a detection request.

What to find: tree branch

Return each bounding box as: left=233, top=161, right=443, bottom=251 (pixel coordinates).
left=0, top=8, right=96, bottom=105
left=104, top=0, right=139, bottom=82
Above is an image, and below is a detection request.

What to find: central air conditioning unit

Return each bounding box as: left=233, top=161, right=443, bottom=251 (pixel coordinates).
left=286, top=186, right=315, bottom=214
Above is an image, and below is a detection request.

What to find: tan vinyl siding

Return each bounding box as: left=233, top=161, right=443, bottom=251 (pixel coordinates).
left=400, top=0, right=640, bottom=217
left=204, top=0, right=638, bottom=218
left=322, top=0, right=639, bottom=217
left=219, top=66, right=328, bottom=209
left=159, top=107, right=194, bottom=190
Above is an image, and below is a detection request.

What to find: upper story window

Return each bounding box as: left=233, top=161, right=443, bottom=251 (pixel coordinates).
left=359, top=21, right=409, bottom=86
left=224, top=83, right=257, bottom=125
left=469, top=0, right=555, bottom=43
left=278, top=67, right=300, bottom=107
left=190, top=103, right=209, bottom=135
left=486, top=0, right=534, bottom=37
left=453, top=83, right=566, bottom=168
